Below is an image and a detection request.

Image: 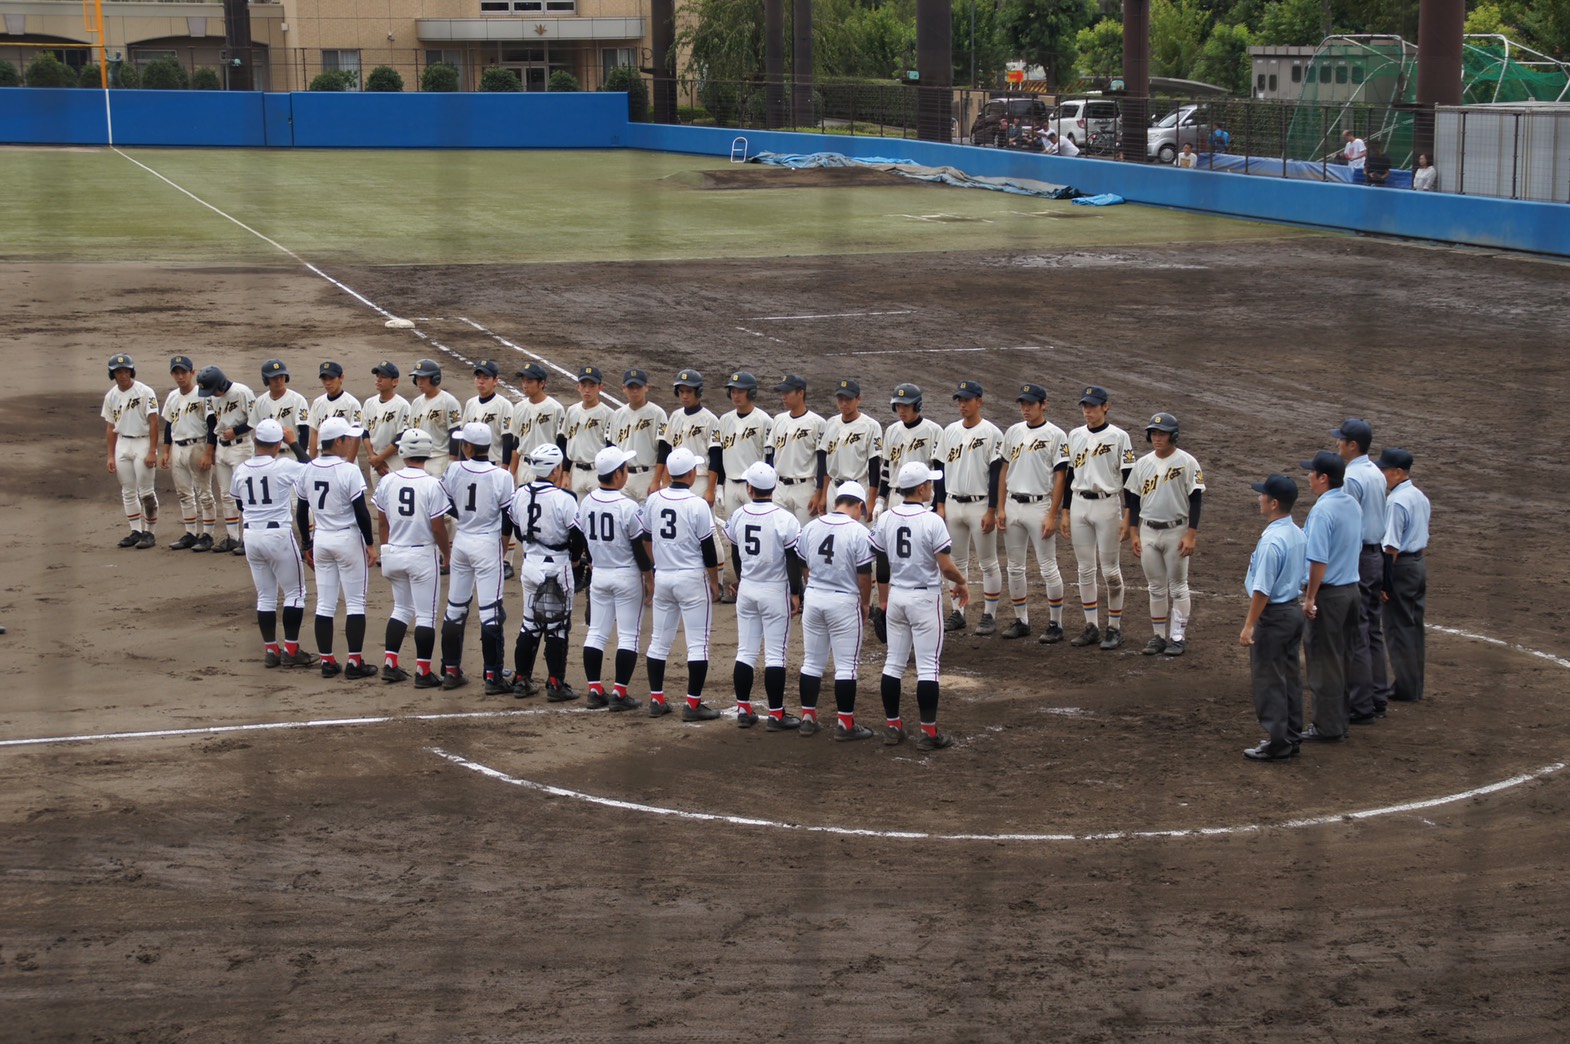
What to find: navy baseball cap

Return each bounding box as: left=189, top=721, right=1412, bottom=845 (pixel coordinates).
left=1016, top=383, right=1047, bottom=404
left=372, top=360, right=401, bottom=378
left=169, top=355, right=194, bottom=373
left=1374, top=447, right=1414, bottom=471
left=319, top=360, right=344, bottom=378
left=833, top=378, right=861, bottom=398
left=473, top=359, right=500, bottom=378
left=261, top=359, right=290, bottom=381
left=1330, top=418, right=1373, bottom=444
left=1300, top=449, right=1345, bottom=481
left=774, top=374, right=807, bottom=392
left=622, top=368, right=650, bottom=387
left=516, top=362, right=548, bottom=381
left=953, top=380, right=983, bottom=400
left=577, top=365, right=604, bottom=384
left=1079, top=385, right=1109, bottom=405
left=1251, top=473, right=1299, bottom=507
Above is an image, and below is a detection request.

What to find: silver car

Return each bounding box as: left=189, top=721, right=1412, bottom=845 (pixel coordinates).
left=1148, top=104, right=1213, bottom=164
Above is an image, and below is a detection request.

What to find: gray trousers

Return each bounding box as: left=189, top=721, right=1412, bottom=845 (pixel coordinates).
left=1250, top=600, right=1303, bottom=753
left=1387, top=554, right=1427, bottom=701
left=1306, top=581, right=1360, bottom=737
left=1349, top=547, right=1393, bottom=714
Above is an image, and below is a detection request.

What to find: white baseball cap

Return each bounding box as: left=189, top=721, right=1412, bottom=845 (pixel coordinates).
left=743, top=461, right=777, bottom=490
left=318, top=417, right=363, bottom=444
left=666, top=446, right=699, bottom=477
left=896, top=461, right=941, bottom=489
left=835, top=479, right=868, bottom=504
left=456, top=421, right=493, bottom=447
left=595, top=445, right=638, bottom=476
left=529, top=444, right=564, bottom=476
left=254, top=418, right=285, bottom=444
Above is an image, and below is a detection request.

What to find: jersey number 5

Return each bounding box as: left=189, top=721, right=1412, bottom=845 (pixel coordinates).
left=743, top=524, right=761, bottom=557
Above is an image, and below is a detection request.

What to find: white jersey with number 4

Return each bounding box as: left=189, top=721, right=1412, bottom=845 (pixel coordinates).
left=797, top=514, right=875, bottom=595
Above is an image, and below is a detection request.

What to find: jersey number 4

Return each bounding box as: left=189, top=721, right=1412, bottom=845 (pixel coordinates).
left=816, top=534, right=835, bottom=565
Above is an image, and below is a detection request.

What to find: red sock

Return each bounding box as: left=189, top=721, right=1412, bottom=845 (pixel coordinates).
left=651, top=692, right=665, bottom=705
left=385, top=652, right=399, bottom=668
left=838, top=712, right=855, bottom=730
left=348, top=654, right=363, bottom=668
left=886, top=718, right=902, bottom=730
left=612, top=683, right=628, bottom=697
left=588, top=682, right=605, bottom=695
left=445, top=665, right=459, bottom=676
left=265, top=643, right=280, bottom=655
left=685, top=695, right=701, bottom=710
left=769, top=707, right=783, bottom=720
left=284, top=641, right=299, bottom=656
left=549, top=676, right=560, bottom=687
left=416, top=659, right=432, bottom=675
left=737, top=700, right=752, bottom=714
left=322, top=654, right=338, bottom=665
left=802, top=708, right=818, bottom=722
left=921, top=722, right=938, bottom=738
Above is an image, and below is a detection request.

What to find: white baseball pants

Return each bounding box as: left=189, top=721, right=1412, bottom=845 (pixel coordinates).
left=446, top=531, right=506, bottom=626
left=944, top=498, right=1001, bottom=612
left=314, top=527, right=370, bottom=616
left=1138, top=522, right=1191, bottom=641
left=1003, top=498, right=1065, bottom=625
left=882, top=586, right=944, bottom=683
left=585, top=565, right=644, bottom=653
left=519, top=551, right=574, bottom=634
left=801, top=589, right=864, bottom=680
left=244, top=524, right=307, bottom=611
left=381, top=543, right=442, bottom=628
left=1069, top=494, right=1124, bottom=628
left=647, top=567, right=713, bottom=662
left=213, top=440, right=252, bottom=540
left=170, top=441, right=217, bottom=535
left=114, top=435, right=157, bottom=528
left=734, top=577, right=791, bottom=669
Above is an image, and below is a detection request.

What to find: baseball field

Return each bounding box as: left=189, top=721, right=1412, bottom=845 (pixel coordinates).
left=2, top=145, right=1568, bottom=1041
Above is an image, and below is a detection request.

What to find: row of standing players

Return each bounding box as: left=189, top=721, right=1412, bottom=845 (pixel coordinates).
left=101, top=353, right=1431, bottom=755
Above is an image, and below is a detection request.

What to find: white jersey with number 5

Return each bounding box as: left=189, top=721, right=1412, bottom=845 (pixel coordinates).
left=725, top=502, right=801, bottom=585
left=642, top=486, right=714, bottom=570
left=871, top=504, right=952, bottom=588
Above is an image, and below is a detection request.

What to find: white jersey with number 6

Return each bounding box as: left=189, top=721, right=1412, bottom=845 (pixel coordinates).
left=871, top=504, right=952, bottom=588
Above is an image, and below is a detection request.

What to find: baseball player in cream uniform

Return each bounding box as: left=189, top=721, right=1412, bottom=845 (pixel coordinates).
left=716, top=371, right=772, bottom=597
left=577, top=446, right=653, bottom=711
left=795, top=479, right=877, bottom=741
left=997, top=383, right=1070, bottom=642
left=508, top=362, right=567, bottom=484
left=197, top=365, right=257, bottom=555
left=372, top=429, right=453, bottom=688
left=298, top=416, right=379, bottom=679
left=307, top=361, right=363, bottom=460
left=935, top=381, right=1004, bottom=635
left=509, top=444, right=586, bottom=702
left=102, top=354, right=161, bottom=549
left=409, top=359, right=463, bottom=479
left=1124, top=412, right=1205, bottom=656
left=610, top=368, right=664, bottom=504
left=871, top=462, right=969, bottom=751
left=820, top=379, right=884, bottom=507
left=1060, top=385, right=1136, bottom=651
left=362, top=360, right=412, bottom=488
left=879, top=383, right=943, bottom=515
left=563, top=366, right=615, bottom=498
left=768, top=374, right=826, bottom=524
left=461, top=359, right=516, bottom=475
left=643, top=446, right=724, bottom=721
left=654, top=369, right=721, bottom=504
left=724, top=462, right=803, bottom=730
left=159, top=355, right=217, bottom=550
left=440, top=422, right=514, bottom=693
left=231, top=419, right=315, bottom=669
left=251, top=359, right=311, bottom=464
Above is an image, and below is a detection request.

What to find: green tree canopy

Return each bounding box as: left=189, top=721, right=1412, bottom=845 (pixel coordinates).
left=1076, top=17, right=1124, bottom=80
left=997, top=0, right=1097, bottom=87
left=1193, top=21, right=1253, bottom=93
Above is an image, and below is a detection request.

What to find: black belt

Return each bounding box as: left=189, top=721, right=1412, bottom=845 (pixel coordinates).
left=1362, top=542, right=1382, bottom=552
left=174, top=437, right=205, bottom=447
left=219, top=438, right=248, bottom=447
left=1397, top=550, right=1424, bottom=560
left=949, top=494, right=985, bottom=503
left=245, top=521, right=282, bottom=530
left=729, top=478, right=749, bottom=484
left=1143, top=517, right=1187, bottom=531
left=628, top=465, right=651, bottom=473
left=1009, top=493, right=1045, bottom=504
left=528, top=542, right=569, bottom=553
left=831, top=477, right=859, bottom=485
left=572, top=462, right=594, bottom=471
left=778, top=477, right=814, bottom=485
left=1076, top=490, right=1114, bottom=500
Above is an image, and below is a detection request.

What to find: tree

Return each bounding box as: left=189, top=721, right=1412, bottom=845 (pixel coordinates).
left=365, top=65, right=404, bottom=92
left=950, top=0, right=1009, bottom=87
left=190, top=67, right=222, bottom=90
left=421, top=62, right=459, bottom=92
left=547, top=69, right=581, bottom=91
left=1076, top=17, right=1124, bottom=80
left=997, top=0, right=1097, bottom=87
left=1256, top=0, right=1323, bottom=46
left=602, top=66, right=650, bottom=121
left=480, top=67, right=522, bottom=91
left=113, top=61, right=138, bottom=88
left=1194, top=22, right=1253, bottom=94
left=1149, top=0, right=1209, bottom=79
left=1518, top=0, right=1570, bottom=58
left=0, top=60, right=18, bottom=87
left=26, top=53, right=77, bottom=88
left=309, top=70, right=356, bottom=91
left=675, top=0, right=767, bottom=83
left=141, top=56, right=189, bottom=90
left=78, top=64, right=104, bottom=88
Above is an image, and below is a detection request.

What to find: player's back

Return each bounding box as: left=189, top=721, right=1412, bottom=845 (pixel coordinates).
left=643, top=487, right=712, bottom=569
left=299, top=456, right=365, bottom=530
left=578, top=489, right=645, bottom=570
left=874, top=505, right=949, bottom=588
left=726, top=503, right=799, bottom=584
left=798, top=514, right=873, bottom=595
left=233, top=456, right=304, bottom=526
left=375, top=467, right=450, bottom=546
left=443, top=460, right=511, bottom=538
left=511, top=480, right=578, bottom=552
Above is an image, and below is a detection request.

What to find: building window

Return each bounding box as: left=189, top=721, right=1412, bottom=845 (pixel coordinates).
left=480, top=1, right=509, bottom=9
left=322, top=49, right=361, bottom=89
left=545, top=1, right=576, bottom=10
left=1319, top=65, right=1332, bottom=84
left=1335, top=64, right=1348, bottom=84
left=1291, top=65, right=1302, bottom=83
left=1350, top=65, right=1364, bottom=84
left=1257, top=73, right=1266, bottom=90
left=602, top=46, right=636, bottom=82
left=512, top=1, right=542, bottom=9
left=1268, top=74, right=1277, bottom=92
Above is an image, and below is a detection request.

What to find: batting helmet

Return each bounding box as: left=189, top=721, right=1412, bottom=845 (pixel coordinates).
left=1146, top=412, right=1180, bottom=442
left=397, top=429, right=436, bottom=460
left=411, top=358, right=442, bottom=382
left=724, top=371, right=758, bottom=394
left=196, top=366, right=231, bottom=398
left=890, top=383, right=923, bottom=412
left=672, top=369, right=704, bottom=390
left=261, top=359, right=290, bottom=383
left=529, top=444, right=565, bottom=477
left=107, top=354, right=136, bottom=379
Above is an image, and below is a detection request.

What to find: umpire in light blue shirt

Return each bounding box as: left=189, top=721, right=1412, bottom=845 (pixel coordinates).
left=1240, top=474, right=1308, bottom=762
left=1333, top=418, right=1394, bottom=719
left=1300, top=451, right=1364, bottom=742
left=1378, top=448, right=1431, bottom=702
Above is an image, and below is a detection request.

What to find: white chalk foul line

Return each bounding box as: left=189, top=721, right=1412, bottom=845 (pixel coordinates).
left=742, top=310, right=917, bottom=321
left=427, top=747, right=1566, bottom=843
left=454, top=317, right=624, bottom=409
left=830, top=345, right=1047, bottom=357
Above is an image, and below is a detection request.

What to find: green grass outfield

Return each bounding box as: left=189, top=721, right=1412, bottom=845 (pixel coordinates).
left=2, top=147, right=1314, bottom=265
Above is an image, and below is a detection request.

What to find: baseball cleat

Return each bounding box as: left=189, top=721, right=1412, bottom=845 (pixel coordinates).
left=168, top=533, right=198, bottom=551
left=1163, top=639, right=1186, bottom=657
left=916, top=731, right=955, bottom=752
left=765, top=712, right=802, bottom=731
left=190, top=534, right=214, bottom=552
left=834, top=723, right=875, bottom=742
left=1243, top=741, right=1297, bottom=761
left=1350, top=711, right=1378, bottom=725
left=944, top=610, right=966, bottom=633
left=118, top=532, right=142, bottom=549
left=648, top=699, right=673, bottom=718
left=546, top=681, right=578, bottom=703
left=608, top=693, right=642, bottom=712
left=1299, top=725, right=1346, bottom=742
left=484, top=675, right=512, bottom=696
left=381, top=665, right=410, bottom=683
left=681, top=701, right=720, bottom=722
left=441, top=670, right=468, bottom=691
left=211, top=537, right=239, bottom=554
left=344, top=661, right=379, bottom=680
left=1069, top=624, right=1101, bottom=647
left=798, top=717, right=822, bottom=736
left=586, top=689, right=609, bottom=709
left=1099, top=628, right=1123, bottom=651
left=1001, top=621, right=1031, bottom=640
left=1038, top=622, right=1065, bottom=645
left=320, top=660, right=342, bottom=679
left=135, top=531, right=156, bottom=549
left=263, top=649, right=281, bottom=668
left=736, top=710, right=759, bottom=728
left=503, top=561, right=515, bottom=581
left=281, top=649, right=318, bottom=668
left=974, top=614, right=997, bottom=637
left=883, top=725, right=907, bottom=746
left=511, top=676, right=538, bottom=699
left=413, top=671, right=443, bottom=689
left=1142, top=636, right=1168, bottom=655
left=231, top=541, right=246, bottom=556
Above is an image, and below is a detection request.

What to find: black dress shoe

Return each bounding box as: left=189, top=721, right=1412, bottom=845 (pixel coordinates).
left=1349, top=712, right=1378, bottom=724
left=1300, top=725, right=1346, bottom=742
left=1388, top=694, right=1421, bottom=702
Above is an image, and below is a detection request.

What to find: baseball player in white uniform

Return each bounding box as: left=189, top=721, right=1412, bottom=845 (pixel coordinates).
left=102, top=354, right=161, bottom=549
left=1125, top=412, right=1205, bottom=657
left=196, top=365, right=257, bottom=555
left=251, top=359, right=312, bottom=464
left=230, top=419, right=316, bottom=669
left=997, top=383, right=1070, bottom=642
left=820, top=380, right=883, bottom=507
left=795, top=479, right=877, bottom=741
left=159, top=355, right=217, bottom=550
left=935, top=381, right=1004, bottom=635
left=643, top=446, right=724, bottom=720
left=362, top=360, right=412, bottom=488
left=878, top=383, right=943, bottom=515
left=768, top=374, right=826, bottom=524
left=724, top=462, right=803, bottom=730
left=653, top=369, right=721, bottom=504
left=307, top=361, right=363, bottom=461
left=372, top=429, right=453, bottom=687
left=509, top=444, right=586, bottom=702
left=297, top=416, right=379, bottom=679
left=1061, top=385, right=1136, bottom=651
left=871, top=462, right=970, bottom=751
left=563, top=366, right=615, bottom=498
left=508, top=362, right=567, bottom=484
left=717, top=372, right=773, bottom=596
left=461, top=359, right=516, bottom=475
left=577, top=446, right=653, bottom=711
left=610, top=368, right=664, bottom=504
left=409, top=359, right=463, bottom=480
left=439, top=422, right=514, bottom=693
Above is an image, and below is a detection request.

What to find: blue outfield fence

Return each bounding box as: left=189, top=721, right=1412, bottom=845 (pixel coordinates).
left=2, top=89, right=1566, bottom=258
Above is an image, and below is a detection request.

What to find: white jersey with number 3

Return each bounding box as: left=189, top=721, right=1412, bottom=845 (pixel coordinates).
left=642, top=486, right=714, bottom=570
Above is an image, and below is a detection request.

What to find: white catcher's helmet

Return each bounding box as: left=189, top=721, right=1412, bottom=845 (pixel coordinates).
left=398, top=429, right=437, bottom=459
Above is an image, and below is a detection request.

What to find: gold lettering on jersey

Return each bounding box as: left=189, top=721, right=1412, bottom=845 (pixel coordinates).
left=968, top=437, right=985, bottom=451
left=1163, top=466, right=1185, bottom=483
left=844, top=431, right=864, bottom=446
left=946, top=446, right=962, bottom=463
left=1139, top=476, right=1159, bottom=496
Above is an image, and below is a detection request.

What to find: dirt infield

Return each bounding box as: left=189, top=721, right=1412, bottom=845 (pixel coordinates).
left=3, top=233, right=1569, bottom=1041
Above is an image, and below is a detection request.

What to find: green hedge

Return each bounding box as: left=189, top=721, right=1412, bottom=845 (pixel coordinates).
left=365, top=65, right=403, bottom=92
left=309, top=69, right=357, bottom=92
left=141, top=57, right=189, bottom=90
left=547, top=70, right=580, bottom=92
left=421, top=62, right=458, bottom=92
left=602, top=66, right=649, bottom=122
left=26, top=54, right=77, bottom=88
left=0, top=60, right=19, bottom=87
left=191, top=67, right=221, bottom=90
left=479, top=67, right=521, bottom=92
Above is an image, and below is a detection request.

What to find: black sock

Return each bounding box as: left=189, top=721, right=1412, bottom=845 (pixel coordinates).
left=516, top=631, right=541, bottom=678
left=481, top=624, right=503, bottom=679
left=345, top=613, right=366, bottom=658
left=315, top=614, right=334, bottom=656
left=916, top=679, right=940, bottom=724
left=441, top=619, right=464, bottom=671
left=257, top=610, right=277, bottom=645
left=414, top=625, right=435, bottom=663
left=583, top=645, right=604, bottom=686
left=764, top=666, right=786, bottom=710
left=687, top=659, right=708, bottom=698
left=881, top=674, right=902, bottom=720
left=544, top=636, right=567, bottom=684
left=647, top=656, right=666, bottom=694
left=385, top=618, right=408, bottom=655
left=281, top=605, right=304, bottom=642
left=614, top=649, right=637, bottom=687
left=834, top=678, right=857, bottom=715
left=799, top=672, right=822, bottom=711
left=733, top=662, right=754, bottom=702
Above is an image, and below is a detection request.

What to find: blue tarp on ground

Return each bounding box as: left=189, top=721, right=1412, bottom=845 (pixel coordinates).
left=1201, top=153, right=1416, bottom=188
left=1072, top=193, right=1126, bottom=206
left=749, top=151, right=1081, bottom=199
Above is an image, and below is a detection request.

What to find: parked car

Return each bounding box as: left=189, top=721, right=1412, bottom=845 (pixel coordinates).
left=969, top=96, right=1052, bottom=147
left=1147, top=104, right=1213, bottom=164
left=1049, top=97, right=1121, bottom=146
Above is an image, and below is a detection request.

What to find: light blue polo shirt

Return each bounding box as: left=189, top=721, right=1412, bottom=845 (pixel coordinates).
left=1304, top=487, right=1363, bottom=585
left=1245, top=516, right=1307, bottom=604
left=1384, top=479, right=1431, bottom=553
left=1343, top=454, right=1388, bottom=546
